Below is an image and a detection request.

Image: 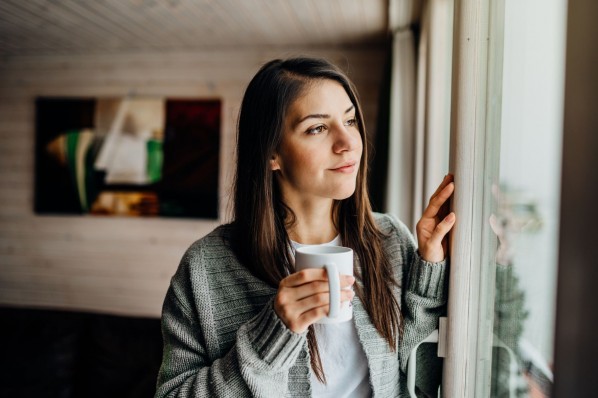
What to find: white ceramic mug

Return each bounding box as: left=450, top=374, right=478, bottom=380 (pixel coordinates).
left=294, top=245, right=354, bottom=324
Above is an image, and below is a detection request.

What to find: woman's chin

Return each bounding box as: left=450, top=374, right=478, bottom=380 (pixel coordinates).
left=331, top=185, right=357, bottom=200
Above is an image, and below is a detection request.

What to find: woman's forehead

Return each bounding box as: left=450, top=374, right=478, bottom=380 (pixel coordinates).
left=287, top=80, right=354, bottom=121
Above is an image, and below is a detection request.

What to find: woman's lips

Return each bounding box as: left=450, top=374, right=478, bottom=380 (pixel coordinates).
left=330, top=161, right=357, bottom=173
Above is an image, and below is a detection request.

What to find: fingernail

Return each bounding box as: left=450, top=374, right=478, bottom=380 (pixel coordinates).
left=447, top=212, right=456, bottom=222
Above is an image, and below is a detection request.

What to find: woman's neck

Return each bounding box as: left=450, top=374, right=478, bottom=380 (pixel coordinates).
left=286, top=200, right=337, bottom=245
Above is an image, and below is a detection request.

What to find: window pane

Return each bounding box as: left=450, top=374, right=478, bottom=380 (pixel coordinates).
left=486, top=0, right=566, bottom=396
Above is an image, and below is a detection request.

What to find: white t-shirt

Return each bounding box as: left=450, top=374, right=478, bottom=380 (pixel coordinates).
left=291, top=237, right=372, bottom=398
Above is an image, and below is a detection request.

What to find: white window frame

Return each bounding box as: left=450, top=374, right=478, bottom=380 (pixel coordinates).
left=442, top=0, right=505, bottom=396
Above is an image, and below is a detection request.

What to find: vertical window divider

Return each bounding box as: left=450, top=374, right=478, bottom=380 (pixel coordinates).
left=443, top=0, right=502, bottom=396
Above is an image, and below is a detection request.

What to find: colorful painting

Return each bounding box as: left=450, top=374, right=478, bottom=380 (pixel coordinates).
left=35, top=97, right=220, bottom=219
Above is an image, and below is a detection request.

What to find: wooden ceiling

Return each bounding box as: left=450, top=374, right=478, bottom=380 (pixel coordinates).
left=0, top=0, right=389, bottom=56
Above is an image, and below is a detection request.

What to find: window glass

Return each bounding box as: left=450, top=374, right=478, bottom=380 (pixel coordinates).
left=485, top=0, right=566, bottom=396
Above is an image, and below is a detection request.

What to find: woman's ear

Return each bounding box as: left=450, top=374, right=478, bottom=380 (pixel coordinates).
left=270, top=154, right=281, bottom=171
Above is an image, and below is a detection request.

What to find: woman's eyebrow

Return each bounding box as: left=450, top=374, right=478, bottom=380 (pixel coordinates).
left=294, top=105, right=355, bottom=127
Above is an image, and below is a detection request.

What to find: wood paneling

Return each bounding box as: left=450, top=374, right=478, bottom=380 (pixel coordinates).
left=0, top=47, right=386, bottom=317
left=0, top=0, right=388, bottom=56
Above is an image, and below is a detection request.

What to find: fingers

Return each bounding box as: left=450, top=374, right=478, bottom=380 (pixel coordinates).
left=489, top=213, right=500, bottom=235
left=295, top=288, right=355, bottom=317
left=417, top=175, right=457, bottom=262
left=293, top=281, right=331, bottom=300
left=275, top=271, right=355, bottom=333
left=278, top=271, right=354, bottom=304
left=280, top=269, right=354, bottom=288
left=275, top=287, right=355, bottom=333
left=430, top=174, right=454, bottom=198
left=280, top=268, right=328, bottom=288
left=422, top=181, right=455, bottom=219
left=425, top=211, right=456, bottom=249
left=294, top=289, right=355, bottom=328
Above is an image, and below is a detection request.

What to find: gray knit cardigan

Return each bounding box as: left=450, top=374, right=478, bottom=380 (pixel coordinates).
left=156, top=213, right=448, bottom=397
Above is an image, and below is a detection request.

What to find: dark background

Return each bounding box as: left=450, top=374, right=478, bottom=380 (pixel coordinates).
left=0, top=307, right=162, bottom=398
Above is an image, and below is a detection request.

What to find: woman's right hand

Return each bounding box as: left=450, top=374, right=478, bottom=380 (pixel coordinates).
left=274, top=269, right=355, bottom=334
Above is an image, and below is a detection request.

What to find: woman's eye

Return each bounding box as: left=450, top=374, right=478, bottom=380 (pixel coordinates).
left=306, top=125, right=326, bottom=135
left=345, top=117, right=358, bottom=127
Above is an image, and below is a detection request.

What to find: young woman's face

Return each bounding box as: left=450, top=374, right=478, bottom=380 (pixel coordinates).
left=271, top=79, right=363, bottom=205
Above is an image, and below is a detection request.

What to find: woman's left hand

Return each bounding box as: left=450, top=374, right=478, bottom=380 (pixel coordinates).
left=416, top=174, right=456, bottom=263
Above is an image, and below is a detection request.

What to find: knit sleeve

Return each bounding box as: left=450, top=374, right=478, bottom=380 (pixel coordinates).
left=155, top=244, right=307, bottom=398
left=382, top=214, right=448, bottom=397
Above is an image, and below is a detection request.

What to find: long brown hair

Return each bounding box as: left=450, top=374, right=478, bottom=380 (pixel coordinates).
left=232, top=57, right=401, bottom=383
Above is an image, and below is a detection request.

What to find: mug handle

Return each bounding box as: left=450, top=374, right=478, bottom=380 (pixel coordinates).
left=324, top=262, right=340, bottom=318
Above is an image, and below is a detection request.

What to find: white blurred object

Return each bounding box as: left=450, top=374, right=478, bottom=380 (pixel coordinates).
left=94, top=97, right=129, bottom=172
left=93, top=97, right=164, bottom=185
left=103, top=130, right=151, bottom=184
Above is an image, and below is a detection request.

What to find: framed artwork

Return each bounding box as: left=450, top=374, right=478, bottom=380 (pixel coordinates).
left=34, top=97, right=221, bottom=219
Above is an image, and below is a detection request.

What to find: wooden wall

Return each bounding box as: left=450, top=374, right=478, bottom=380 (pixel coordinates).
left=0, top=47, right=387, bottom=317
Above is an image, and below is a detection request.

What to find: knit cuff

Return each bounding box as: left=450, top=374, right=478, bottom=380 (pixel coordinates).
left=406, top=252, right=449, bottom=300
left=240, top=299, right=307, bottom=371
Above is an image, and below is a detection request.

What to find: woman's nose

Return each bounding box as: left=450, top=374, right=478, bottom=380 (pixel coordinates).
left=332, top=124, right=360, bottom=153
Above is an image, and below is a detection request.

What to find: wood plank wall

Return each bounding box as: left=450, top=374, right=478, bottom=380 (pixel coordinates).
left=0, top=47, right=387, bottom=317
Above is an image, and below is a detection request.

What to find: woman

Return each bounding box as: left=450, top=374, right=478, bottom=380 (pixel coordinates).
left=155, top=57, right=455, bottom=397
